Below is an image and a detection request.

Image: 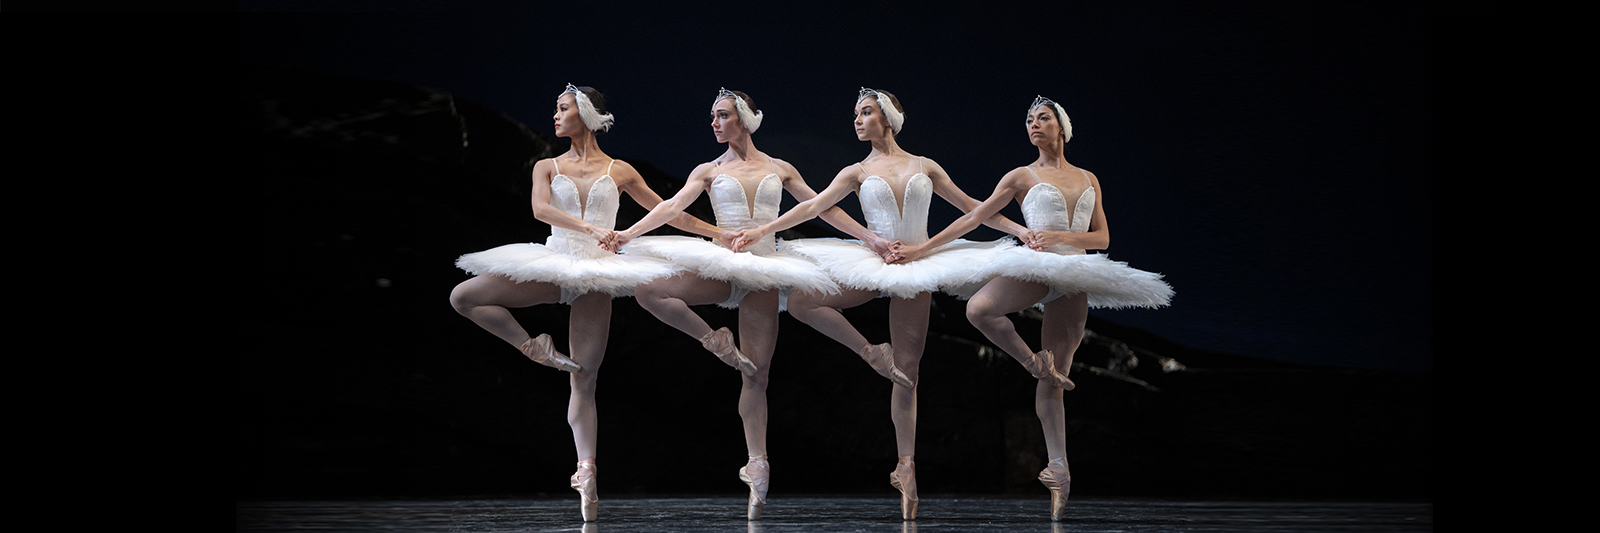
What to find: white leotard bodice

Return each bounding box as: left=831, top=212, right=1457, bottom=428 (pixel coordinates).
left=546, top=159, right=618, bottom=259
left=1021, top=167, right=1095, bottom=255
left=710, top=159, right=783, bottom=255
left=858, top=157, right=932, bottom=245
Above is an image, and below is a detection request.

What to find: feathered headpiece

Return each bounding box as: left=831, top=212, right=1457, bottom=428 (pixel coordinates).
left=715, top=88, right=764, bottom=134
left=1029, top=95, right=1071, bottom=143
left=857, top=87, right=904, bottom=134
left=560, top=84, right=615, bottom=132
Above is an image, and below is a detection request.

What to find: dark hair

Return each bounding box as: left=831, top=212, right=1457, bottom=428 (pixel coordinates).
left=727, top=90, right=759, bottom=114
left=873, top=90, right=904, bottom=114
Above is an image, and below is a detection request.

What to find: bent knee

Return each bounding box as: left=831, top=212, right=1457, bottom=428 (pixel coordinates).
left=448, top=283, right=477, bottom=315
left=965, top=300, right=1004, bottom=324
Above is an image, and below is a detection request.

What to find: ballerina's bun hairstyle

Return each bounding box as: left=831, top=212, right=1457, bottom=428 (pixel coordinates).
left=715, top=88, right=764, bottom=133
left=857, top=87, right=905, bottom=134
left=1029, top=95, right=1072, bottom=143
left=559, top=83, right=614, bottom=133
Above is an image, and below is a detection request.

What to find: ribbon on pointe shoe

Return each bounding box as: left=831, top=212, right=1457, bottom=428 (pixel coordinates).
left=860, top=343, right=914, bottom=388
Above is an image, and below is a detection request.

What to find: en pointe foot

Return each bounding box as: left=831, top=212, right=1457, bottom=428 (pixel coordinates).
left=738, top=455, right=770, bottom=520
left=1038, top=457, right=1071, bottom=521
left=1024, top=349, right=1073, bottom=390
left=888, top=456, right=918, bottom=520
left=520, top=333, right=582, bottom=373
left=701, top=327, right=757, bottom=376
left=571, top=460, right=598, bottom=521
left=860, top=343, right=914, bottom=388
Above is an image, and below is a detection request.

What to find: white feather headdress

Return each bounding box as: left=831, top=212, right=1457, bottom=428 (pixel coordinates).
left=715, top=88, right=763, bottom=134
left=1029, top=95, right=1072, bottom=143
left=560, top=84, right=615, bottom=132
left=857, top=87, right=904, bottom=134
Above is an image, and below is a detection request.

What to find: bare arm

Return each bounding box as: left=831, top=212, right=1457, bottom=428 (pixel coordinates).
left=732, top=165, right=861, bottom=252
left=1028, top=169, right=1110, bottom=251
left=894, top=168, right=1029, bottom=263
left=773, top=159, right=895, bottom=256
left=925, top=158, right=1031, bottom=238
left=614, top=162, right=731, bottom=249
left=528, top=159, right=615, bottom=245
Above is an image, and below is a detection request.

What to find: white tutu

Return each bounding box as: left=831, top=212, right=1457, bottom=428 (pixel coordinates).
left=784, top=237, right=1017, bottom=299
left=968, top=247, right=1173, bottom=309
left=455, top=240, right=681, bottom=304
left=622, top=236, right=839, bottom=296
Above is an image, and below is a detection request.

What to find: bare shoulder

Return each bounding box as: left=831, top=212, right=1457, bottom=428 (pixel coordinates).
left=1001, top=166, right=1036, bottom=187
left=1078, top=167, right=1103, bottom=187
left=687, top=161, right=721, bottom=183
left=608, top=158, right=644, bottom=184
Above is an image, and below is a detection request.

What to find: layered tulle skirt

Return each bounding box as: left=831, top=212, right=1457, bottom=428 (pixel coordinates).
left=622, top=236, right=840, bottom=308
left=782, top=237, right=1018, bottom=299
left=455, top=242, right=682, bottom=304
left=968, top=247, right=1173, bottom=309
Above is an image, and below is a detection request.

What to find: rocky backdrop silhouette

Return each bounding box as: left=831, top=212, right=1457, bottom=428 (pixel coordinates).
left=240, top=63, right=1429, bottom=501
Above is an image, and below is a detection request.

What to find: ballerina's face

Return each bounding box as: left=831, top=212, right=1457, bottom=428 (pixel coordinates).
left=854, top=96, right=895, bottom=141
left=1026, top=105, right=1064, bottom=147
left=710, top=98, right=743, bottom=143
left=553, top=93, right=583, bottom=138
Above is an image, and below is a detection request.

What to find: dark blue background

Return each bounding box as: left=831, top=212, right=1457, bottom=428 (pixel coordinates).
left=241, top=1, right=1432, bottom=373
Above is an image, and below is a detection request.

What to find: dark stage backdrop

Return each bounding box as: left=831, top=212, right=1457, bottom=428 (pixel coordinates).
left=240, top=1, right=1433, bottom=502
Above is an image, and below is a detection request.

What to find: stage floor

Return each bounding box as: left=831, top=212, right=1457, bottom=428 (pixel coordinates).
left=237, top=496, right=1431, bottom=532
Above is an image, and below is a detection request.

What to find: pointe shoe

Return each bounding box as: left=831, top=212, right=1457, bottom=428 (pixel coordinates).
left=1038, top=457, right=1071, bottom=521
left=1023, top=350, right=1073, bottom=390
left=860, top=343, right=914, bottom=388
left=520, top=334, right=582, bottom=373
left=571, top=460, right=598, bottom=522
left=702, top=327, right=757, bottom=376
left=888, top=456, right=918, bottom=520
left=738, top=454, right=770, bottom=520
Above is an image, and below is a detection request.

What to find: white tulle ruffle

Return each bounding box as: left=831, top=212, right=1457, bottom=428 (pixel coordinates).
left=970, top=247, right=1172, bottom=309
left=622, top=236, right=840, bottom=297
left=784, top=237, right=1016, bottom=299
left=455, top=242, right=681, bottom=303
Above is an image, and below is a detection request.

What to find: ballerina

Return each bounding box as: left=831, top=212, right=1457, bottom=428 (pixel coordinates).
left=730, top=88, right=1030, bottom=520
left=889, top=95, right=1173, bottom=521
left=449, top=84, right=727, bottom=522
left=611, top=88, right=892, bottom=520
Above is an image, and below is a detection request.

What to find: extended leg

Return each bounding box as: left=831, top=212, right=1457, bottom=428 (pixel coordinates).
left=565, top=292, right=611, bottom=522
left=885, top=292, right=931, bottom=520
left=736, top=289, right=780, bottom=520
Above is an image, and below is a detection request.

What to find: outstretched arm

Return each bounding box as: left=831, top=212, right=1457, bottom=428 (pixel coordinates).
left=614, top=163, right=733, bottom=250
left=732, top=165, right=861, bottom=252
left=774, top=159, right=895, bottom=257
left=894, top=168, right=1029, bottom=263
left=926, top=159, right=1031, bottom=238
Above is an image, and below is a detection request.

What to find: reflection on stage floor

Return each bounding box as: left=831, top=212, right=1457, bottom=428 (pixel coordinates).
left=237, top=496, right=1431, bottom=532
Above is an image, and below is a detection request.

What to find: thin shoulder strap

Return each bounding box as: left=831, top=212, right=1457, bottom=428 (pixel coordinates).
left=552, top=158, right=561, bottom=175
left=856, top=162, right=868, bottom=176
left=918, top=156, right=926, bottom=174
left=1024, top=165, right=1041, bottom=180
left=605, top=158, right=616, bottom=176
left=767, top=155, right=779, bottom=175
left=1079, top=168, right=1092, bottom=187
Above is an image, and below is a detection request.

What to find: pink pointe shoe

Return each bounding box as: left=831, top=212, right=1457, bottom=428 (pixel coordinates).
left=889, top=456, right=918, bottom=520
left=1038, top=457, right=1071, bottom=521
left=1023, top=349, right=1074, bottom=390
left=738, top=454, right=770, bottom=520
left=571, top=460, right=598, bottom=521
left=701, top=327, right=757, bottom=376
left=520, top=333, right=582, bottom=373
left=860, top=343, right=914, bottom=389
